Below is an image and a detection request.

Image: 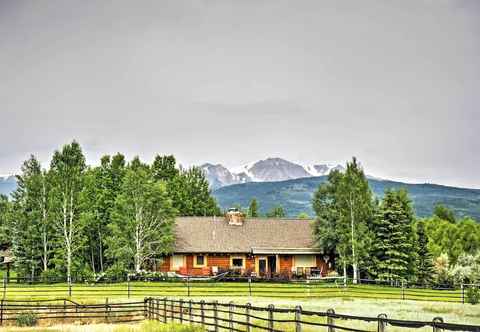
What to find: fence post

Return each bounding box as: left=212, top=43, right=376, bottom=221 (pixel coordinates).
left=156, top=298, right=159, bottom=321
left=163, top=298, right=167, bottom=323
left=0, top=299, right=4, bottom=326
left=105, top=298, right=109, bottom=322
left=171, top=299, right=175, bottom=322
left=63, top=299, right=67, bottom=324
left=188, top=300, right=193, bottom=324
left=377, top=313, right=387, bottom=332
left=144, top=298, right=148, bottom=319
left=432, top=317, right=444, bottom=332
left=327, top=308, right=335, bottom=332
left=200, top=300, right=205, bottom=327
left=187, top=276, right=191, bottom=297
left=461, top=283, right=465, bottom=304
left=246, top=303, right=252, bottom=332
left=68, top=278, right=72, bottom=297
left=248, top=277, right=252, bottom=296
left=127, top=275, right=131, bottom=299
left=401, top=281, right=405, bottom=300
left=179, top=299, right=184, bottom=323
left=229, top=301, right=234, bottom=332
left=213, top=300, right=219, bottom=332
left=295, top=305, right=302, bottom=332
left=268, top=304, right=274, bottom=332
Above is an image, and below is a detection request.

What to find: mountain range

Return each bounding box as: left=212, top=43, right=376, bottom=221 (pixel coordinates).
left=201, top=158, right=345, bottom=189
left=2, top=157, right=479, bottom=221
left=212, top=176, right=480, bottom=221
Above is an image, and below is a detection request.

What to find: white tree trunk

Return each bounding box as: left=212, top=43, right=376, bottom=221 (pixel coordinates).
left=350, top=193, right=358, bottom=284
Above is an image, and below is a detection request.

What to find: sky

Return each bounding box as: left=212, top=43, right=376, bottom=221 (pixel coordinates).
left=0, top=0, right=479, bottom=188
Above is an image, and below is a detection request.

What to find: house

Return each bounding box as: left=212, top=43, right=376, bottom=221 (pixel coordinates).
left=155, top=211, right=334, bottom=278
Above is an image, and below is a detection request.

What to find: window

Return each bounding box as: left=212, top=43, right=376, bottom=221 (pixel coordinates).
left=194, top=255, right=207, bottom=268
left=230, top=255, right=246, bottom=269
left=232, top=258, right=244, bottom=268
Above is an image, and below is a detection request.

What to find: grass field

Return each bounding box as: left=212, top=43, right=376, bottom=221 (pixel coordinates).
left=0, top=281, right=477, bottom=331
left=1, top=281, right=465, bottom=303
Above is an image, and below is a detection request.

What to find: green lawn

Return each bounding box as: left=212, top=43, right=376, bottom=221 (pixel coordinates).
left=1, top=281, right=464, bottom=303
left=0, top=281, right=476, bottom=331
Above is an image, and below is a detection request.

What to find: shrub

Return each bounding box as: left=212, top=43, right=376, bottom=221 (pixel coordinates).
left=466, top=287, right=479, bottom=305
left=16, top=312, right=37, bottom=326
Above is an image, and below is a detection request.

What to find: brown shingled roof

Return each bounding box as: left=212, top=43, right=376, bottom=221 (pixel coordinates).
left=174, top=217, right=320, bottom=253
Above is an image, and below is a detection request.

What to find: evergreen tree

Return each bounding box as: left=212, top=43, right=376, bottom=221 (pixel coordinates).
left=416, top=220, right=435, bottom=285
left=371, top=189, right=415, bottom=281
left=0, top=195, right=11, bottom=245
left=248, top=198, right=259, bottom=217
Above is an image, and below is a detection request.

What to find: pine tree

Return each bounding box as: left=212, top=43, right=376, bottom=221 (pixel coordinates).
left=248, top=198, right=259, bottom=217
left=416, top=220, right=435, bottom=285
left=372, top=189, right=415, bottom=281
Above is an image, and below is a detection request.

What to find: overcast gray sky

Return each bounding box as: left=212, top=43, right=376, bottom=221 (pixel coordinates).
left=0, top=0, right=479, bottom=188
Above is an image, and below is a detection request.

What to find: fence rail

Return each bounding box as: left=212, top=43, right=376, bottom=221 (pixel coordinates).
left=145, top=297, right=479, bottom=332
left=1, top=277, right=478, bottom=304
left=0, top=297, right=479, bottom=331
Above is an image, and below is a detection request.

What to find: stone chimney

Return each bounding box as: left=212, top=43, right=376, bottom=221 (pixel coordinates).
left=225, top=208, right=246, bottom=226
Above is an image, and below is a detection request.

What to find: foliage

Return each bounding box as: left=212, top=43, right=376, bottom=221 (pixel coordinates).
left=370, top=189, right=415, bottom=281
left=415, top=220, right=435, bottom=285
left=434, top=253, right=450, bottom=285
left=0, top=141, right=219, bottom=279
left=448, top=252, right=480, bottom=284
left=266, top=205, right=285, bottom=218
left=433, top=204, right=456, bottom=223
left=466, top=287, right=479, bottom=305
left=297, top=212, right=310, bottom=219
left=313, top=158, right=374, bottom=282
left=16, top=312, right=37, bottom=326
left=106, top=163, right=176, bottom=272
left=248, top=198, right=259, bottom=217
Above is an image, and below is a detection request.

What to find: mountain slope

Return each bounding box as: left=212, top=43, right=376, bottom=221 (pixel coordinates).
left=0, top=176, right=16, bottom=196
left=212, top=177, right=480, bottom=220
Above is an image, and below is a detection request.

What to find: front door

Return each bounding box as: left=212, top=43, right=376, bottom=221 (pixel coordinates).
left=267, top=256, right=277, bottom=276
left=258, top=258, right=267, bottom=276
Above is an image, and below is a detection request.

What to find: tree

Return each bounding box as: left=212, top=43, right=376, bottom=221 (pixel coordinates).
left=416, top=220, right=435, bottom=285
left=266, top=205, right=285, bottom=218
left=313, top=158, right=374, bottom=283
left=0, top=195, right=11, bottom=245
left=297, top=212, right=310, bottom=219
left=10, top=156, right=52, bottom=279
left=79, top=154, right=126, bottom=273
left=433, top=204, right=456, bottom=223
left=49, top=141, right=86, bottom=282
left=248, top=198, right=259, bottom=217
left=168, top=166, right=221, bottom=216
left=151, top=155, right=179, bottom=182
left=107, top=165, right=176, bottom=272
left=370, top=189, right=415, bottom=281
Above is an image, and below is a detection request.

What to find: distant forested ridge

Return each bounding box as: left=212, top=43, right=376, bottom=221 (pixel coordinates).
left=213, top=176, right=480, bottom=221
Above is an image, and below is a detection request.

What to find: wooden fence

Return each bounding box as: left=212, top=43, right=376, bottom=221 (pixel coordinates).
left=0, top=297, right=479, bottom=331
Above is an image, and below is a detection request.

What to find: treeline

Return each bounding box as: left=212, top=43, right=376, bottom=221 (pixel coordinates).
left=313, top=158, right=480, bottom=285
left=0, top=141, right=220, bottom=280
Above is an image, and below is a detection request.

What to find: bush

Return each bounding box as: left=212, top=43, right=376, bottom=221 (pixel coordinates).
left=466, top=287, right=479, bottom=305
left=16, top=312, right=37, bottom=326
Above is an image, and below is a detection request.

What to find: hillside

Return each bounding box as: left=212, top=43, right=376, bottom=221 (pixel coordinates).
left=0, top=176, right=16, bottom=196
left=212, top=176, right=480, bottom=220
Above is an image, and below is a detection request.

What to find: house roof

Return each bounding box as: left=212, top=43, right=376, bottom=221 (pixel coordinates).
left=174, top=217, right=321, bottom=254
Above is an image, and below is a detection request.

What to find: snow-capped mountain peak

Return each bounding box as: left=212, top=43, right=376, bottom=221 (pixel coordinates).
left=200, top=158, right=345, bottom=189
